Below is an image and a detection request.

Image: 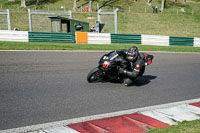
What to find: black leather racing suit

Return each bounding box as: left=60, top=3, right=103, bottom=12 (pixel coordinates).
left=116, top=49, right=145, bottom=85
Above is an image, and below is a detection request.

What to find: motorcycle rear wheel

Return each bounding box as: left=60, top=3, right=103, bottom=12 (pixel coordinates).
left=87, top=67, right=104, bottom=83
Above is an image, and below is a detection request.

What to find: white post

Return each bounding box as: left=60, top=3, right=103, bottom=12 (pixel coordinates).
left=68, top=10, right=72, bottom=19
left=28, top=8, right=32, bottom=32
left=7, top=9, right=11, bottom=30
left=114, top=8, right=118, bottom=34
left=98, top=9, right=101, bottom=22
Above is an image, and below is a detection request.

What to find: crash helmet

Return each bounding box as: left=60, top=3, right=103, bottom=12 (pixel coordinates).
left=127, top=46, right=139, bottom=62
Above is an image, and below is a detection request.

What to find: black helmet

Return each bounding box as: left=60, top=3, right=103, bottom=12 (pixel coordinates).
left=127, top=46, right=139, bottom=62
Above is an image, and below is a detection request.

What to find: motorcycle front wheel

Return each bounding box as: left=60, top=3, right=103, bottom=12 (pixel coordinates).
left=87, top=67, right=104, bottom=83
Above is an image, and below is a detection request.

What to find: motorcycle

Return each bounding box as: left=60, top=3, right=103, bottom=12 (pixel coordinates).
left=87, top=51, right=153, bottom=83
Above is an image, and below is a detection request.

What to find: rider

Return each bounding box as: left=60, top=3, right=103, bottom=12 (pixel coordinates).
left=116, top=46, right=145, bottom=86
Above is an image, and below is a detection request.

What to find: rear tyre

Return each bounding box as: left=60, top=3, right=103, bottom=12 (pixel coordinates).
left=87, top=67, right=104, bottom=83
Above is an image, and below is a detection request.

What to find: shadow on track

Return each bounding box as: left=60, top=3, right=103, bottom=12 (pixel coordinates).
left=134, top=75, right=157, bottom=86
left=101, top=75, right=157, bottom=87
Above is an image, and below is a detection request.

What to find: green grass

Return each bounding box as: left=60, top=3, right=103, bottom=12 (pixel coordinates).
left=0, top=41, right=200, bottom=52
left=148, top=119, right=200, bottom=133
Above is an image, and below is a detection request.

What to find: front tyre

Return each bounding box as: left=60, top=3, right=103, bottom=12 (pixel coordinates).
left=87, top=67, right=104, bottom=83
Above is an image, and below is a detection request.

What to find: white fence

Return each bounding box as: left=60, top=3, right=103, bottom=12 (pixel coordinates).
left=141, top=35, right=169, bottom=46
left=194, top=38, right=200, bottom=47
left=0, top=30, right=28, bottom=42
left=88, top=33, right=111, bottom=44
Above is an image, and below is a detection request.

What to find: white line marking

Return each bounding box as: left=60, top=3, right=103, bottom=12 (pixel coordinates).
left=1, top=98, right=200, bottom=133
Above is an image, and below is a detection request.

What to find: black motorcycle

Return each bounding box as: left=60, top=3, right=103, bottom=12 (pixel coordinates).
left=87, top=51, right=153, bottom=83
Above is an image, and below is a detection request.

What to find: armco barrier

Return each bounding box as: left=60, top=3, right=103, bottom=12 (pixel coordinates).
left=111, top=34, right=141, bottom=44
left=170, top=36, right=194, bottom=46
left=29, top=32, right=75, bottom=43
left=0, top=30, right=28, bottom=42
left=142, top=35, right=169, bottom=46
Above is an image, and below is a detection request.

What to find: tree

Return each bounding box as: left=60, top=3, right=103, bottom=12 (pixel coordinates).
left=36, top=0, right=39, bottom=6
left=160, top=0, right=166, bottom=12
left=182, top=0, right=186, bottom=4
left=89, top=0, right=93, bottom=12
left=147, top=0, right=152, bottom=5
left=73, top=0, right=77, bottom=11
left=20, top=0, right=26, bottom=7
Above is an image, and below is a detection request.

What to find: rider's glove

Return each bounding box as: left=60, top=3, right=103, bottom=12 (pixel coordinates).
left=118, top=67, right=127, bottom=75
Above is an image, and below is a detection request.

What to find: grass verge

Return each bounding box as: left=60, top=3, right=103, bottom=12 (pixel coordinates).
left=0, top=41, right=200, bottom=52
left=148, top=119, right=200, bottom=133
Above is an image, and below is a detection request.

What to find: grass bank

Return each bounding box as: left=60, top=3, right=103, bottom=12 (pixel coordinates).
left=0, top=41, right=200, bottom=52
left=148, top=119, right=200, bottom=133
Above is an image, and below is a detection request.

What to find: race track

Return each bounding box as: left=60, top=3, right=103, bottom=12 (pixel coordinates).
left=0, top=50, right=200, bottom=130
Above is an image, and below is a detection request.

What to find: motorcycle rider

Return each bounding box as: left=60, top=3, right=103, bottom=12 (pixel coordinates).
left=116, top=46, right=145, bottom=86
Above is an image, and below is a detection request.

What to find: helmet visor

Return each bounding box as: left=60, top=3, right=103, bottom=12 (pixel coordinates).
left=127, top=52, right=137, bottom=61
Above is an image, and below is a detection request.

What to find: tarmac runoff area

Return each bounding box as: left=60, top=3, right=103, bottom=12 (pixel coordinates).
left=1, top=50, right=200, bottom=133
left=1, top=98, right=200, bottom=133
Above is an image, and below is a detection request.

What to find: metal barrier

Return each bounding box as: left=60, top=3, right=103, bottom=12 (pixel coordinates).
left=28, top=9, right=72, bottom=32
left=170, top=36, right=194, bottom=46
left=0, top=9, right=11, bottom=30
left=111, top=34, right=141, bottom=44
left=29, top=32, right=75, bottom=43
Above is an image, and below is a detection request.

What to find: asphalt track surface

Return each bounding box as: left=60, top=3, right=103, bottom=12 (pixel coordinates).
left=0, top=50, right=200, bottom=130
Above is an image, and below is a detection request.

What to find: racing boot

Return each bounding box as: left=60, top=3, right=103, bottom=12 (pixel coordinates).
left=123, top=78, right=133, bottom=86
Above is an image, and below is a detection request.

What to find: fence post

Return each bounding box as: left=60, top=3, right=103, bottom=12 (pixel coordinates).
left=68, top=10, right=72, bottom=19
left=28, top=8, right=32, bottom=32
left=97, top=9, right=101, bottom=22
left=7, top=9, right=11, bottom=30
left=114, top=8, right=118, bottom=34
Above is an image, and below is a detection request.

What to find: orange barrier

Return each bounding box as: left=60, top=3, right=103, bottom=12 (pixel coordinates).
left=76, top=32, right=88, bottom=43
